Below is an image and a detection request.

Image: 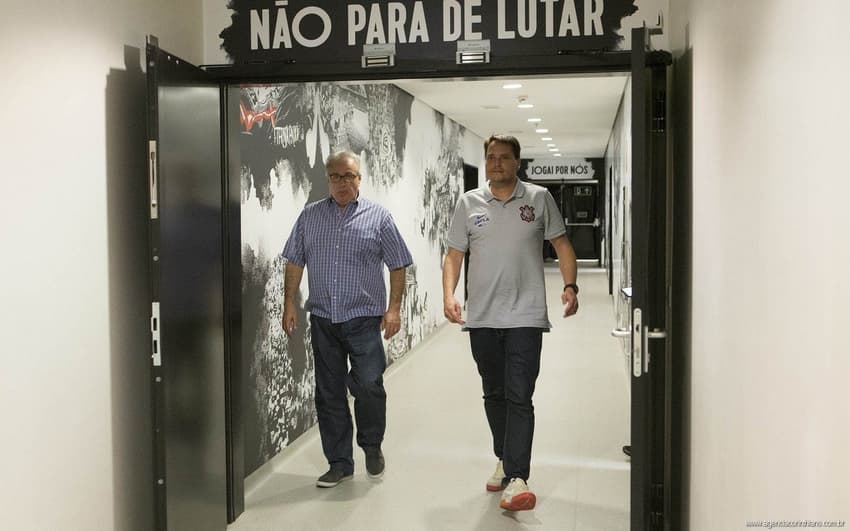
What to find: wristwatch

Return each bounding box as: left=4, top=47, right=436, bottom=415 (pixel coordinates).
left=563, top=283, right=579, bottom=294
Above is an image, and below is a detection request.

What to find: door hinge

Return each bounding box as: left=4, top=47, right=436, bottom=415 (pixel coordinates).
left=650, top=482, right=664, bottom=529
left=651, top=90, right=666, bottom=134
left=151, top=302, right=161, bottom=367
left=149, top=140, right=159, bottom=219
left=650, top=511, right=664, bottom=530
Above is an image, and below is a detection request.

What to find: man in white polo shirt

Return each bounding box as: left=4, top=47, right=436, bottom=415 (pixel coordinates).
left=442, top=134, right=579, bottom=512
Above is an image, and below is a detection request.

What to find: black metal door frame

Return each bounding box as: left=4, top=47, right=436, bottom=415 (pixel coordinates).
left=629, top=27, right=672, bottom=531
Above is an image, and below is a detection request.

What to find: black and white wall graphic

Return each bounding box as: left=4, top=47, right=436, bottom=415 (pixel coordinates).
left=604, top=77, right=632, bottom=368
left=232, top=82, right=481, bottom=475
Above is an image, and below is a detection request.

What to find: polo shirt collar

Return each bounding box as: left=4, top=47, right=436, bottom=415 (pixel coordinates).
left=484, top=178, right=526, bottom=202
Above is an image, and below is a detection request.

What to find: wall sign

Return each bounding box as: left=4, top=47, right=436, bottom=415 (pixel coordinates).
left=220, top=0, right=639, bottom=64
left=523, top=157, right=601, bottom=180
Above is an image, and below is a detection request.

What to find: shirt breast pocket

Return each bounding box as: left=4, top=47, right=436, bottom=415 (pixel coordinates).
left=350, top=226, right=381, bottom=258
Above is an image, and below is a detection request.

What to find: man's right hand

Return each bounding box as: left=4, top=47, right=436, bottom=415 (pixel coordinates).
left=443, top=296, right=466, bottom=325
left=282, top=303, right=298, bottom=337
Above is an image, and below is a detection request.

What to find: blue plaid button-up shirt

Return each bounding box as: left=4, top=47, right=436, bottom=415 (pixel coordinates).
left=282, top=196, right=413, bottom=323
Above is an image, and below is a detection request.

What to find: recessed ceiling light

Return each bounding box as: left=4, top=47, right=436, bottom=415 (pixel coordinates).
left=549, top=148, right=560, bottom=152
left=527, top=118, right=542, bottom=123
left=547, top=143, right=556, bottom=147
left=516, top=96, right=534, bottom=109
left=553, top=153, right=562, bottom=157
left=535, top=128, right=549, bottom=133
left=503, top=83, right=523, bottom=90
left=541, top=137, right=553, bottom=141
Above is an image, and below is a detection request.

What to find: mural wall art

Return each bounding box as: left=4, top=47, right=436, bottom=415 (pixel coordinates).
left=230, top=81, right=479, bottom=474
left=604, top=77, right=632, bottom=373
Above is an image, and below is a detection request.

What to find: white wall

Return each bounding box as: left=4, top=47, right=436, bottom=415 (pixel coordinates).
left=668, top=0, right=850, bottom=528
left=0, top=2, right=203, bottom=530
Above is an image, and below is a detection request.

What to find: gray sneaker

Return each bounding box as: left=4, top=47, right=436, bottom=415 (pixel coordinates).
left=364, top=447, right=385, bottom=479
left=316, top=469, right=353, bottom=488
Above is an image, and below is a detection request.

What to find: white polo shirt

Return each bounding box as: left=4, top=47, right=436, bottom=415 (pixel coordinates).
left=447, top=179, right=566, bottom=329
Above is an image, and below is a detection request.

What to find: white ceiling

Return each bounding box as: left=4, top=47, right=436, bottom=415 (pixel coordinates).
left=393, top=74, right=629, bottom=159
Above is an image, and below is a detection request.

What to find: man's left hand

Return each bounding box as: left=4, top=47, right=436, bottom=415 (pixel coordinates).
left=381, top=308, right=402, bottom=339
left=562, top=289, right=579, bottom=317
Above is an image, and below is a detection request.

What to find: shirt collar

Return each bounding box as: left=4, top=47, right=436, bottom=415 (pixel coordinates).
left=484, top=178, right=525, bottom=202
left=327, top=194, right=361, bottom=209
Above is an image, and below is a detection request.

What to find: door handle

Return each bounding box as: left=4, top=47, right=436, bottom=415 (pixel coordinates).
left=612, top=320, right=665, bottom=376
left=640, top=328, right=667, bottom=375
left=647, top=328, right=666, bottom=339
left=611, top=328, right=630, bottom=338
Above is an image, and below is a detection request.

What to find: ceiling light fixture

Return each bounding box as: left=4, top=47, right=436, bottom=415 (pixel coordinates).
left=503, top=83, right=523, bottom=90
left=549, top=148, right=560, bottom=152
left=553, top=153, right=562, bottom=157
left=541, top=137, right=553, bottom=141
left=535, top=128, right=549, bottom=133
left=517, top=96, right=534, bottom=109
left=527, top=118, right=542, bottom=123
left=547, top=143, right=556, bottom=147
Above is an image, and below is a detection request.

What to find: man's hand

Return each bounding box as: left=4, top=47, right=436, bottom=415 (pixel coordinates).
left=561, top=289, right=579, bottom=318
left=381, top=307, right=402, bottom=339
left=282, top=303, right=298, bottom=337
left=443, top=295, right=466, bottom=325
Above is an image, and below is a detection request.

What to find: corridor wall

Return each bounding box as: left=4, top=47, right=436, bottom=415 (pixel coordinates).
left=1, top=1, right=205, bottom=530
left=668, top=0, right=850, bottom=528
left=604, top=79, right=633, bottom=366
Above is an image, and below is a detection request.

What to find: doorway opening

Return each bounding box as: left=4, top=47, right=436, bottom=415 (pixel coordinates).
left=230, top=72, right=635, bottom=524
left=147, top=37, right=675, bottom=530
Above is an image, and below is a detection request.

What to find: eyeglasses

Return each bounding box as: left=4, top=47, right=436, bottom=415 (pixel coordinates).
left=328, top=172, right=359, bottom=183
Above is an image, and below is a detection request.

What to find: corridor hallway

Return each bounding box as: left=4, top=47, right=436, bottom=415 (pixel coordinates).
left=228, top=266, right=630, bottom=531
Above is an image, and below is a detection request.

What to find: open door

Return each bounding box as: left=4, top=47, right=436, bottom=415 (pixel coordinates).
left=146, top=37, right=230, bottom=531
left=629, top=27, right=672, bottom=531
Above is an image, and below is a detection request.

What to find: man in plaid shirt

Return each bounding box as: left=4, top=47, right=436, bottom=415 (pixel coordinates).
left=282, top=150, right=413, bottom=488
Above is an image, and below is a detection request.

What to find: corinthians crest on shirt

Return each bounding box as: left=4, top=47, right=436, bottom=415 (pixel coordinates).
left=519, top=205, right=536, bottom=223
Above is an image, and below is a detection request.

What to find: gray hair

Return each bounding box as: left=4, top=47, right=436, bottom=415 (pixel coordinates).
left=325, top=150, right=361, bottom=172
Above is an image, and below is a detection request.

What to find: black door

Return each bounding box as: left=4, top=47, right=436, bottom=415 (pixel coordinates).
left=146, top=38, right=228, bottom=531
left=629, top=27, right=671, bottom=531
left=562, top=181, right=600, bottom=260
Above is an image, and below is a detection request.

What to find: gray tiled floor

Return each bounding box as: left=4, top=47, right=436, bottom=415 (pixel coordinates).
left=229, top=266, right=630, bottom=531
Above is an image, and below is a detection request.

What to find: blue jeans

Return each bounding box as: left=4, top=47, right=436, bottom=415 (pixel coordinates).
left=469, top=327, right=543, bottom=482
left=310, top=315, right=386, bottom=474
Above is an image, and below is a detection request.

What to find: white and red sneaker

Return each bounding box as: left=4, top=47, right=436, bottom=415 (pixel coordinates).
left=499, top=478, right=536, bottom=511
left=486, top=460, right=505, bottom=492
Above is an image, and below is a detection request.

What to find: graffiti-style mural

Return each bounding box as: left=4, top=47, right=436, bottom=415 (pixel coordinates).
left=232, top=82, right=476, bottom=474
